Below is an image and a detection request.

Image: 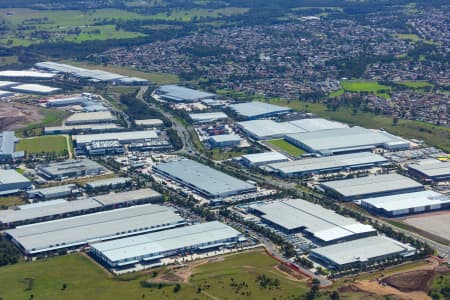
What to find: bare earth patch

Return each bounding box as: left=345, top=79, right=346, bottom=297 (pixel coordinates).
left=0, top=102, right=43, bottom=130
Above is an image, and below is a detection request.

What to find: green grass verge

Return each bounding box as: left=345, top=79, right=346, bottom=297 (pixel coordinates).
left=0, top=250, right=309, bottom=300
left=396, top=81, right=434, bottom=89
left=340, top=80, right=391, bottom=93
left=267, top=99, right=450, bottom=152
left=0, top=195, right=26, bottom=208
left=267, top=139, right=306, bottom=156
left=16, top=135, right=68, bottom=155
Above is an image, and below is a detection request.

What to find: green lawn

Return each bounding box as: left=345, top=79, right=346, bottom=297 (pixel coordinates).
left=267, top=139, right=306, bottom=156
left=396, top=81, right=434, bottom=89
left=0, top=250, right=310, bottom=300
left=267, top=98, right=450, bottom=153
left=16, top=135, right=68, bottom=155
left=147, top=7, right=249, bottom=21
left=328, top=89, right=344, bottom=97
left=340, top=80, right=391, bottom=93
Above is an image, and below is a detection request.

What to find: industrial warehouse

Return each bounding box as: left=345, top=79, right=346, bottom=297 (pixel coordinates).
left=310, top=236, right=416, bottom=270
left=286, top=126, right=410, bottom=155
left=0, top=169, right=31, bottom=195
left=240, top=151, right=289, bottom=167
left=44, top=124, right=123, bottom=135
left=154, top=85, right=215, bottom=102
left=65, top=111, right=117, bottom=125
left=320, top=174, right=424, bottom=201
left=90, top=221, right=245, bottom=270
left=0, top=189, right=162, bottom=228
left=0, top=131, right=23, bottom=162
left=85, top=177, right=131, bottom=190
left=37, top=159, right=106, bottom=180
left=26, top=184, right=79, bottom=200
left=267, top=152, right=388, bottom=177
left=5, top=204, right=186, bottom=256
left=407, top=160, right=450, bottom=183
left=360, top=190, right=450, bottom=217
left=10, top=84, right=61, bottom=95
left=153, top=159, right=257, bottom=198
left=35, top=61, right=148, bottom=85
left=229, top=101, right=292, bottom=120
left=208, top=134, right=242, bottom=148
left=249, top=199, right=375, bottom=245
left=189, top=112, right=228, bottom=123
left=73, top=131, right=158, bottom=146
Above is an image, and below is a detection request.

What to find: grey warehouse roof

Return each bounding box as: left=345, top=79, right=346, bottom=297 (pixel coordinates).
left=311, top=236, right=414, bottom=266
left=238, top=119, right=305, bottom=140
left=408, top=161, right=450, bottom=178
left=86, top=177, right=131, bottom=189
left=287, top=118, right=348, bottom=132
left=361, top=190, right=450, bottom=212
left=66, top=111, right=116, bottom=123
left=0, top=199, right=102, bottom=224
left=153, top=159, right=256, bottom=198
left=321, top=174, right=423, bottom=199
left=229, top=101, right=291, bottom=118
left=286, top=127, right=407, bottom=155
left=241, top=152, right=289, bottom=165
left=157, top=85, right=215, bottom=102
left=91, top=221, right=242, bottom=263
left=268, top=152, right=388, bottom=176
left=92, top=188, right=162, bottom=206
left=73, top=130, right=158, bottom=144
left=250, top=199, right=374, bottom=242
left=6, top=204, right=185, bottom=255
left=189, top=112, right=228, bottom=122
left=38, top=159, right=104, bottom=177
left=0, top=131, right=16, bottom=156
left=209, top=134, right=241, bottom=143
left=0, top=169, right=30, bottom=185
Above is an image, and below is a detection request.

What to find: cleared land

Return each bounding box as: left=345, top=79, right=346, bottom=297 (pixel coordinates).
left=0, top=102, right=43, bottom=130
left=0, top=250, right=310, bottom=300
left=267, top=139, right=306, bottom=156
left=16, top=135, right=68, bottom=155
left=403, top=212, right=450, bottom=242
left=0, top=195, right=26, bottom=208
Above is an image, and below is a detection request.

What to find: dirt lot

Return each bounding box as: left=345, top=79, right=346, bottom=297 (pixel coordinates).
left=403, top=211, right=450, bottom=243
left=338, top=258, right=449, bottom=300
left=0, top=102, right=43, bottom=130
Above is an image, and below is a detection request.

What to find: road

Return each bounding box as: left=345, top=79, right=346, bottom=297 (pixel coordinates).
left=136, top=86, right=196, bottom=153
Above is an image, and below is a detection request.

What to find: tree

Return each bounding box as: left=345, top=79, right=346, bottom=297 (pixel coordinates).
left=330, top=291, right=340, bottom=300
left=173, top=284, right=181, bottom=293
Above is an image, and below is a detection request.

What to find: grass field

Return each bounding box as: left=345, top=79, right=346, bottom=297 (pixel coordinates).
left=396, top=81, right=434, bottom=89
left=147, top=7, right=249, bottom=21
left=16, top=135, right=68, bottom=155
left=0, top=250, right=310, bottom=300
left=0, top=195, right=26, bottom=208
left=267, top=139, right=306, bottom=156
left=63, top=60, right=179, bottom=85
left=340, top=80, right=391, bottom=93
left=267, top=99, right=450, bottom=153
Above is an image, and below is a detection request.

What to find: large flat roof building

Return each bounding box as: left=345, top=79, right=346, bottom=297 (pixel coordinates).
left=241, top=152, right=289, bottom=167
left=0, top=131, right=23, bottom=162
left=44, top=124, right=123, bottom=135
left=189, top=112, right=228, bottom=123
left=6, top=204, right=186, bottom=256
left=85, top=177, right=131, bottom=190
left=0, top=70, right=56, bottom=79
left=320, top=174, right=424, bottom=201
left=153, top=159, right=256, bottom=198
left=287, top=118, right=348, bottom=132
left=26, top=184, right=79, bottom=200
left=361, top=190, right=450, bottom=217
left=11, top=84, right=61, bottom=95
left=0, top=169, right=32, bottom=195
left=310, top=236, right=415, bottom=270
left=90, top=221, right=244, bottom=269
left=208, top=134, right=242, bottom=148
left=407, top=160, right=450, bottom=183
left=73, top=130, right=158, bottom=146
left=249, top=199, right=375, bottom=245
left=65, top=111, right=116, bottom=125
left=286, top=127, right=409, bottom=156
left=155, top=85, right=215, bottom=102
left=92, top=189, right=162, bottom=207
left=229, top=101, right=292, bottom=120
left=37, top=159, right=105, bottom=180
left=238, top=119, right=305, bottom=140
left=267, top=152, right=388, bottom=177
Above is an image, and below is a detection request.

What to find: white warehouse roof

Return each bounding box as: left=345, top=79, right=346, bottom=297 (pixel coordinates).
left=6, top=204, right=185, bottom=255
left=287, top=118, right=348, bottom=132
left=238, top=119, right=306, bottom=140
left=11, top=84, right=61, bottom=94
left=66, top=111, right=116, bottom=124
left=0, top=70, right=56, bottom=79
left=73, top=130, right=158, bottom=144
left=90, top=221, right=242, bottom=264
left=311, top=235, right=414, bottom=266
left=250, top=199, right=375, bottom=243
left=241, top=152, right=289, bottom=165
left=321, top=174, right=424, bottom=200
left=189, top=112, right=228, bottom=123
left=229, top=101, right=292, bottom=119
left=361, top=190, right=450, bottom=213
